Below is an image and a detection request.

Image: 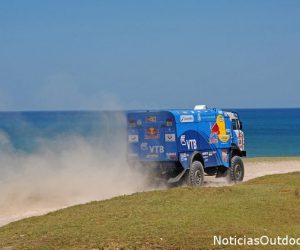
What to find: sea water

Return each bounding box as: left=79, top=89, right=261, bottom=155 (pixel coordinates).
left=235, top=108, right=300, bottom=157
left=0, top=109, right=299, bottom=157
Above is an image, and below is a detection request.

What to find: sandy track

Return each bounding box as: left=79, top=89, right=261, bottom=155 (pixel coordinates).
left=1, top=159, right=300, bottom=227
left=243, top=160, right=300, bottom=181
left=197, top=160, right=300, bottom=186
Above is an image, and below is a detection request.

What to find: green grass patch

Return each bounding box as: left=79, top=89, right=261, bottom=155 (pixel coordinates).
left=0, top=172, right=299, bottom=249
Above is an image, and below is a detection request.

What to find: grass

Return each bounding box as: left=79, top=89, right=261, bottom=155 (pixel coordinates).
left=0, top=172, right=299, bottom=249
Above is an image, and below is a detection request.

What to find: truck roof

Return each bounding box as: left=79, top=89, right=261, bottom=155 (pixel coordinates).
left=127, top=108, right=239, bottom=124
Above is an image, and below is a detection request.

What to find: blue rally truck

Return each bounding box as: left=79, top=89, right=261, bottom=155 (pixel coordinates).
left=127, top=105, right=246, bottom=186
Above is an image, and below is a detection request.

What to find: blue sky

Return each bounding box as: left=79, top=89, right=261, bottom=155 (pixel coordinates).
left=1, top=1, right=300, bottom=110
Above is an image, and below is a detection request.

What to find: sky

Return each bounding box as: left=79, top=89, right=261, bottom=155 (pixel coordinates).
left=0, top=0, right=300, bottom=110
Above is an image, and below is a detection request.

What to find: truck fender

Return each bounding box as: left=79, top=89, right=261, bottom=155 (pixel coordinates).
left=168, top=152, right=204, bottom=184
left=188, top=151, right=205, bottom=168
left=231, top=144, right=246, bottom=157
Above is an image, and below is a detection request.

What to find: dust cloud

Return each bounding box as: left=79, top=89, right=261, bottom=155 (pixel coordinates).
left=1, top=116, right=299, bottom=226
left=0, top=114, right=157, bottom=227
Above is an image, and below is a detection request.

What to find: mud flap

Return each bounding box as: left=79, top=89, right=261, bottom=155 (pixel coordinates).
left=167, top=169, right=187, bottom=184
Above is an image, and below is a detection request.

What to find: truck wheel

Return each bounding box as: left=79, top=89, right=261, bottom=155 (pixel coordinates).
left=228, top=156, right=244, bottom=182
left=187, top=161, right=204, bottom=186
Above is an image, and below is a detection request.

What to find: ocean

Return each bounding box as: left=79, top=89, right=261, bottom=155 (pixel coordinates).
left=234, top=108, right=300, bottom=157
left=0, top=109, right=299, bottom=157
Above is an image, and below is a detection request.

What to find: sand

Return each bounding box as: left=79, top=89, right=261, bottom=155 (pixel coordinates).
left=204, top=158, right=300, bottom=186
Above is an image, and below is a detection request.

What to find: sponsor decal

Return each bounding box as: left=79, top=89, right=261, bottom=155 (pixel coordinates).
left=149, top=145, right=164, bottom=154
left=165, top=133, right=175, bottom=142
left=147, top=116, right=156, bottom=122
left=203, top=115, right=216, bottom=120
left=209, top=115, right=230, bottom=143
left=140, top=142, right=148, bottom=151
left=235, top=130, right=245, bottom=151
left=180, top=115, right=194, bottom=123
left=204, top=150, right=216, bottom=157
left=145, top=127, right=160, bottom=139
left=166, top=152, right=177, bottom=160
left=211, top=122, right=220, bottom=136
left=146, top=154, right=159, bottom=159
left=209, top=137, right=218, bottom=144
left=180, top=135, right=186, bottom=145
left=166, top=118, right=173, bottom=127
left=137, top=120, right=142, bottom=127
left=202, top=152, right=209, bottom=159
left=180, top=153, right=188, bottom=162
left=140, top=143, right=164, bottom=154
left=219, top=135, right=230, bottom=143
left=197, top=112, right=201, bottom=121
left=225, top=111, right=238, bottom=119
left=180, top=135, right=197, bottom=150
left=222, top=149, right=228, bottom=162
left=128, top=134, right=138, bottom=143
left=129, top=120, right=136, bottom=128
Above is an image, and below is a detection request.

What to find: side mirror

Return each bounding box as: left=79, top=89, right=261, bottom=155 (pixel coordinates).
left=239, top=121, right=243, bottom=130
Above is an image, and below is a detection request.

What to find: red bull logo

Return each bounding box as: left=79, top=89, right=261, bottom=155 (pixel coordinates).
left=147, top=127, right=158, bottom=135
left=145, top=127, right=160, bottom=139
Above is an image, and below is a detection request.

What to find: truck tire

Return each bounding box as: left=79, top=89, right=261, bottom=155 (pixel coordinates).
left=228, top=156, right=244, bottom=182
left=187, top=160, right=205, bottom=186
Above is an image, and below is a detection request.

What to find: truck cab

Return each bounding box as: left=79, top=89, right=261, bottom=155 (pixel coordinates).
left=127, top=105, right=246, bottom=186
